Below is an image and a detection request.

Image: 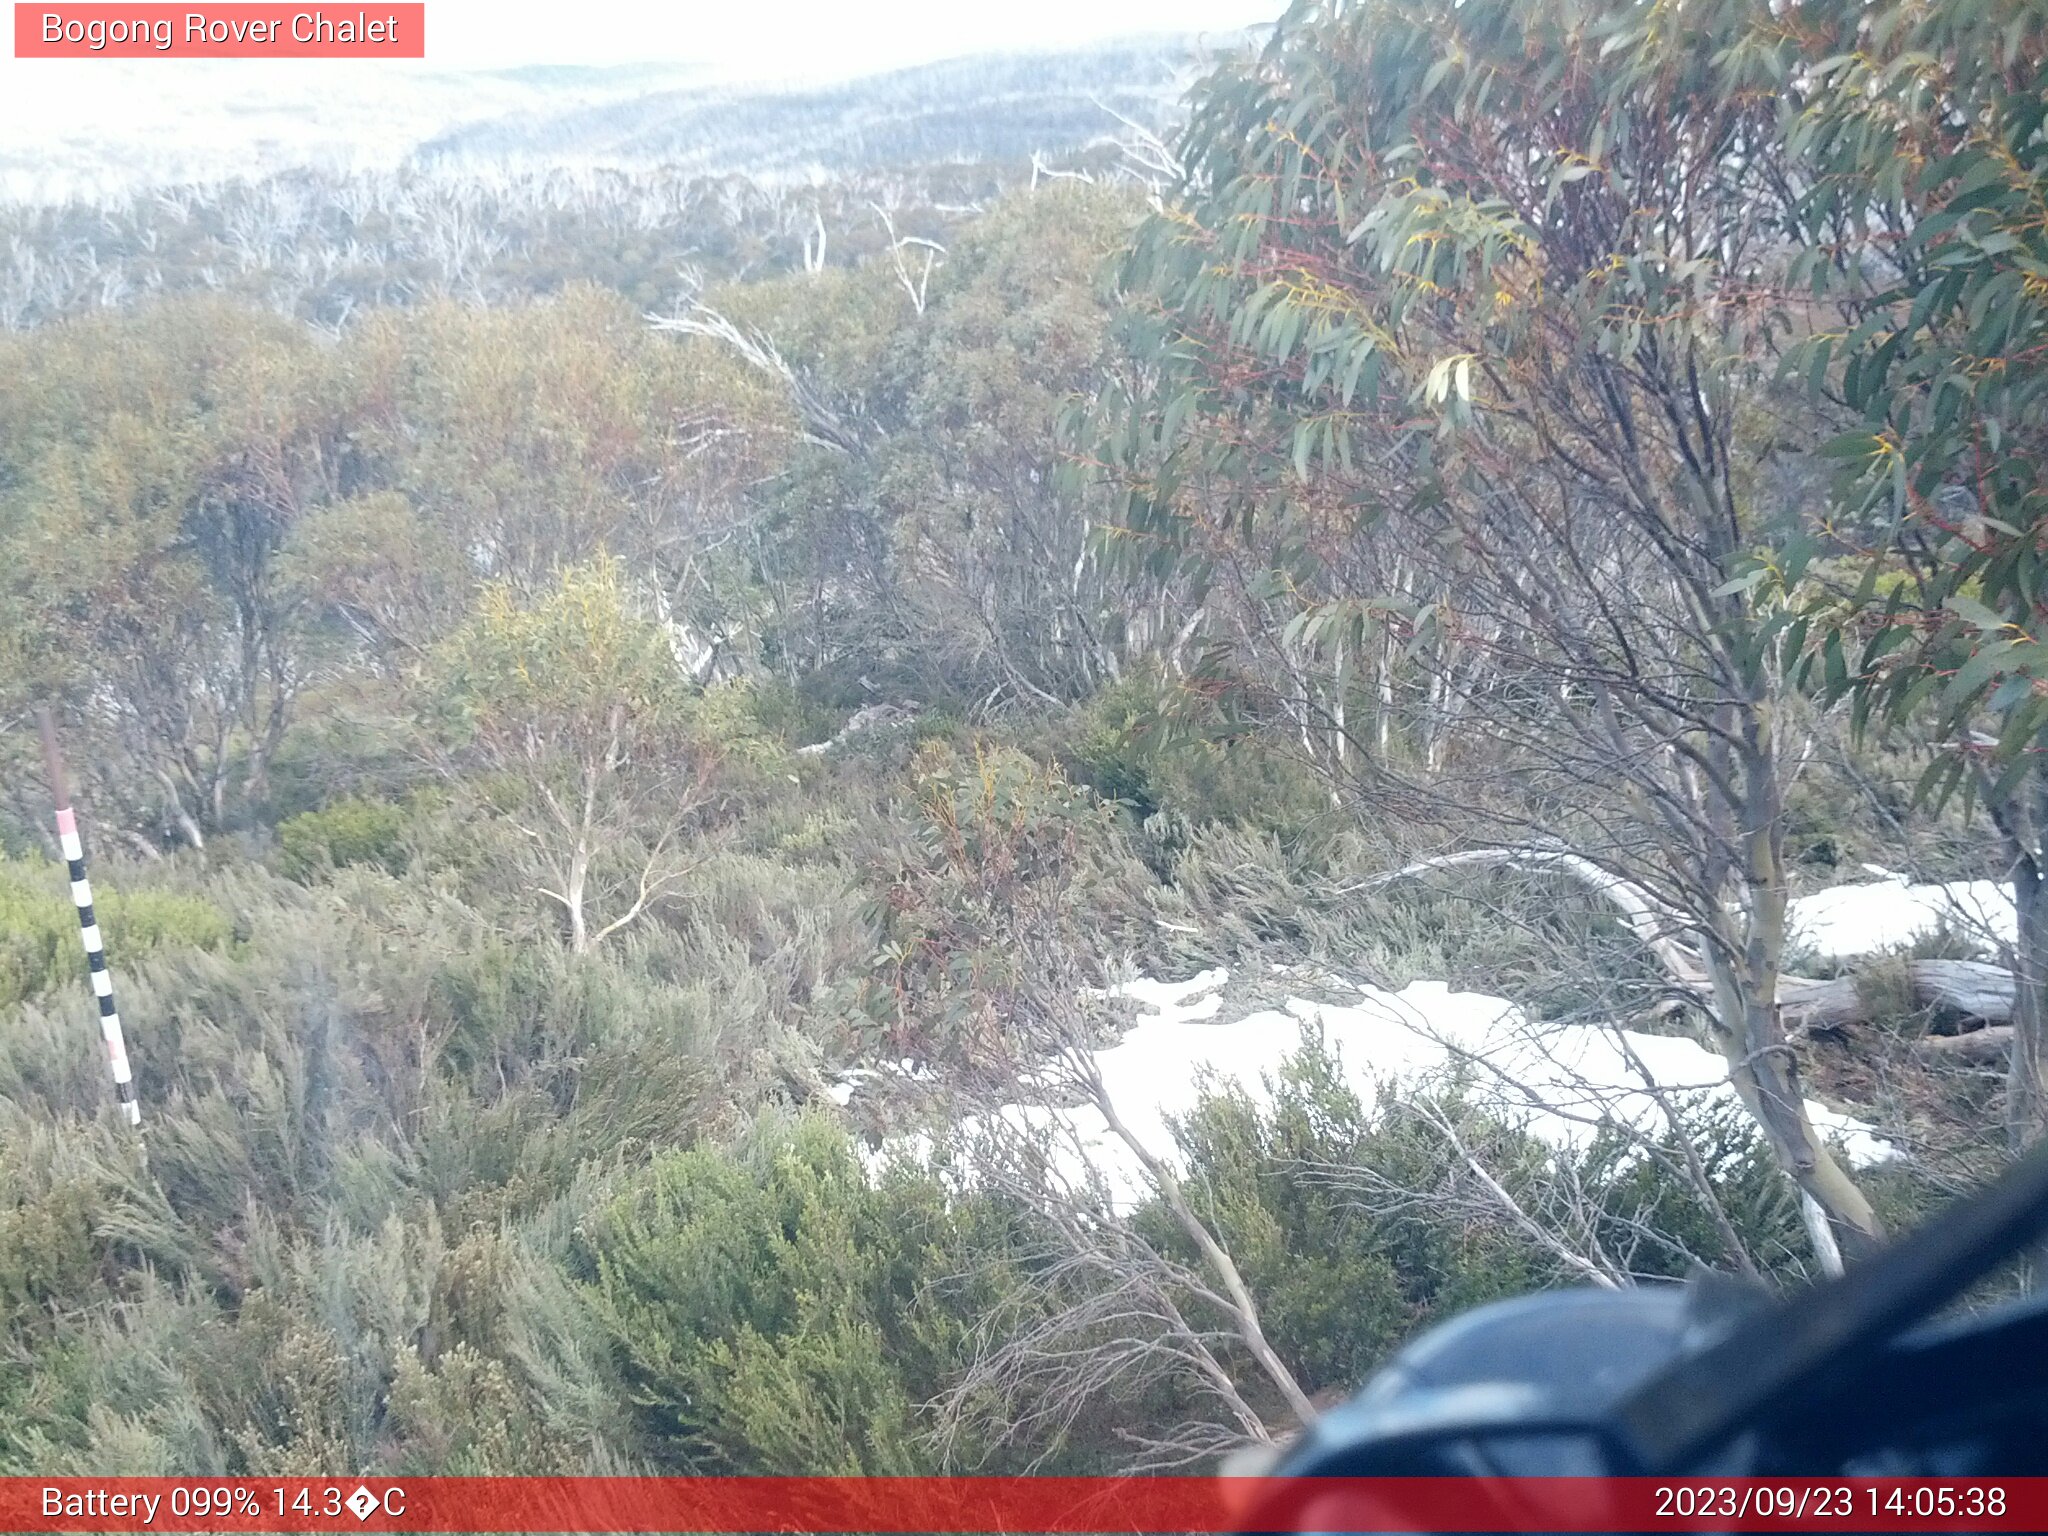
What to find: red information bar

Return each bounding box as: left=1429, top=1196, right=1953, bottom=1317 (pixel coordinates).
left=2, top=1477, right=2044, bottom=1533
left=14, top=5, right=424, bottom=57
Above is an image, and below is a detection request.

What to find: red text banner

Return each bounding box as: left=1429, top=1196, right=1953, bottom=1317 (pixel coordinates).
left=14, top=5, right=424, bottom=57
left=1, top=1477, right=2044, bottom=1533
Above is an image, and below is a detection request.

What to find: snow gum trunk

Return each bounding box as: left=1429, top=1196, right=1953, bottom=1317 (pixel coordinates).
left=2005, top=781, right=2048, bottom=1149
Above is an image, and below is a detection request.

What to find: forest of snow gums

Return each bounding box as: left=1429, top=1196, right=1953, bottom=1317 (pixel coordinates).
left=3, top=0, right=2048, bottom=1479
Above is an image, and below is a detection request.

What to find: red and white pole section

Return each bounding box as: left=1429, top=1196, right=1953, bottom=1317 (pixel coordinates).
left=37, top=709, right=141, bottom=1126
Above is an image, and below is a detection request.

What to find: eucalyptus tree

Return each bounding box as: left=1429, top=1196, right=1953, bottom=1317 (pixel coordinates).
left=0, top=299, right=374, bottom=848
left=1783, top=0, right=2048, bottom=1147
left=1088, top=0, right=1885, bottom=1257
left=425, top=558, right=721, bottom=955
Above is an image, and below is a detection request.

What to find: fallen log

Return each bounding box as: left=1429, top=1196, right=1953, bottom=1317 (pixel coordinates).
left=1366, top=845, right=1704, bottom=983
left=1372, top=846, right=2017, bottom=1032
left=1778, top=959, right=2014, bottom=1030
left=795, top=700, right=920, bottom=756
left=1912, top=1024, right=2013, bottom=1063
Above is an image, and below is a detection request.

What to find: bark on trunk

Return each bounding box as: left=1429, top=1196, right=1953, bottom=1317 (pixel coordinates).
left=1701, top=953, right=1883, bottom=1263
left=2006, top=855, right=2048, bottom=1147
left=1982, top=755, right=2048, bottom=1150
left=566, top=844, right=590, bottom=955
left=153, top=767, right=206, bottom=850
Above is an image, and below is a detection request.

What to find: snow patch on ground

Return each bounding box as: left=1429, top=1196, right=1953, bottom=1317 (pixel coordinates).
left=861, top=966, right=1894, bottom=1209
left=1788, top=867, right=2014, bottom=962
left=844, top=867, right=2023, bottom=1207
left=1093, top=968, right=1229, bottom=1021
left=826, top=1058, right=936, bottom=1107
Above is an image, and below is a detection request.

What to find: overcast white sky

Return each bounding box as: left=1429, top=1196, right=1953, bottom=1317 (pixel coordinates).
left=6, top=0, right=1271, bottom=76
left=433, top=0, right=1272, bottom=74
left=0, top=0, right=1273, bottom=192
left=0, top=0, right=1269, bottom=191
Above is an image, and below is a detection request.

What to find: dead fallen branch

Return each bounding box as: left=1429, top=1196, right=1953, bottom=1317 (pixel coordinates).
left=1779, top=961, right=2014, bottom=1030
left=1912, top=1025, right=2015, bottom=1063
left=1375, top=847, right=2015, bottom=1031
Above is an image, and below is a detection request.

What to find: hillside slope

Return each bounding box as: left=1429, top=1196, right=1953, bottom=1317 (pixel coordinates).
left=0, top=35, right=1240, bottom=203
left=414, top=38, right=1223, bottom=178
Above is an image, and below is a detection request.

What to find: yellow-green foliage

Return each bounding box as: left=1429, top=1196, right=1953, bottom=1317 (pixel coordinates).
left=0, top=1157, right=98, bottom=1334
left=687, top=681, right=793, bottom=780
left=0, top=859, right=232, bottom=1009
left=276, top=797, right=410, bottom=881
left=436, top=556, right=684, bottom=728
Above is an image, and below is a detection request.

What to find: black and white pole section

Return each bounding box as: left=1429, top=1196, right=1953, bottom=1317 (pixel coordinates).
left=37, top=709, right=141, bottom=1126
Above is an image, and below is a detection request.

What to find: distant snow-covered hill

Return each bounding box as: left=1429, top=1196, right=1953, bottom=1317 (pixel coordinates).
left=412, top=38, right=1224, bottom=180
left=0, top=61, right=708, bottom=202
left=0, top=34, right=1245, bottom=204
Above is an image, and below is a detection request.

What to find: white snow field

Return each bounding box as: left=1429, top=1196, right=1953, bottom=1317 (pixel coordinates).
left=1787, top=868, right=2014, bottom=962
left=853, top=872, right=2021, bottom=1206
left=862, top=969, right=1890, bottom=1209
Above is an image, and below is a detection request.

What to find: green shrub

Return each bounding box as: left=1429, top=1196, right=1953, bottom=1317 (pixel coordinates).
left=1576, top=1098, right=1809, bottom=1282
left=275, top=797, right=409, bottom=881
left=0, top=1167, right=100, bottom=1336
left=1162, top=1047, right=1822, bottom=1399
left=1066, top=676, right=1161, bottom=814
left=685, top=682, right=796, bottom=783
left=745, top=678, right=843, bottom=751
left=907, top=706, right=968, bottom=749
left=385, top=1343, right=577, bottom=1474
left=0, top=859, right=233, bottom=1009
left=1062, top=670, right=1330, bottom=841
left=578, top=1110, right=1001, bottom=1474
left=1162, top=1053, right=1554, bottom=1396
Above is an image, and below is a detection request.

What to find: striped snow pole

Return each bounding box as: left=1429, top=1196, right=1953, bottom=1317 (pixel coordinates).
left=37, top=709, right=140, bottom=1126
